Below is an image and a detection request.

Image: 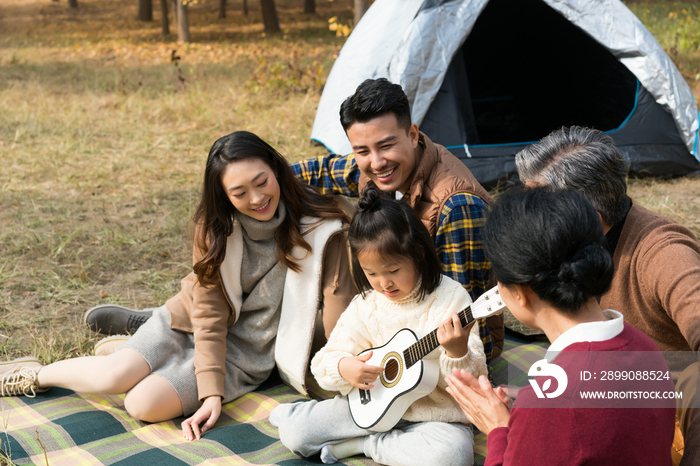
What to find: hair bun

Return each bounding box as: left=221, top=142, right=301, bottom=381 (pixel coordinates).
left=557, top=243, right=599, bottom=281
left=358, top=184, right=382, bottom=213
left=554, top=242, right=612, bottom=309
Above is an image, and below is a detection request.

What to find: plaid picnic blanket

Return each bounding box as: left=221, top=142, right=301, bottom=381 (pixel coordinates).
left=0, top=334, right=546, bottom=466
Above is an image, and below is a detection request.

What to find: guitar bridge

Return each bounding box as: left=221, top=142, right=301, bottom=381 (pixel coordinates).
left=359, top=389, right=371, bottom=405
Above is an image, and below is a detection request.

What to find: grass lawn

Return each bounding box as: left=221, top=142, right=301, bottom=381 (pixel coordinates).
left=0, top=0, right=699, bottom=364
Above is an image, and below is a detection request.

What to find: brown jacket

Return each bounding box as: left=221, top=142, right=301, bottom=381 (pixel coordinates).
left=600, top=201, right=700, bottom=352
left=164, top=223, right=354, bottom=401
left=359, top=132, right=504, bottom=359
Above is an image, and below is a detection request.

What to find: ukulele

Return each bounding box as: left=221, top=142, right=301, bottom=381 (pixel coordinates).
left=347, top=286, right=506, bottom=432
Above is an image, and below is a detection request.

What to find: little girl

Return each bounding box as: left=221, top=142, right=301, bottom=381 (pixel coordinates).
left=271, top=185, right=488, bottom=466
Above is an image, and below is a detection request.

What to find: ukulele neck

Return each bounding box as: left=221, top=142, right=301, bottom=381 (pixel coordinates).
left=402, top=307, right=474, bottom=369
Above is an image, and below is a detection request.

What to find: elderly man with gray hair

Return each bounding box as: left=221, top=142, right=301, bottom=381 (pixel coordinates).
left=516, top=126, right=700, bottom=466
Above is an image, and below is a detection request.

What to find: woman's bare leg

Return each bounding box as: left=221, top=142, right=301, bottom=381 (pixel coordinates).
left=124, top=374, right=184, bottom=422
left=36, top=348, right=150, bottom=394
left=36, top=349, right=182, bottom=422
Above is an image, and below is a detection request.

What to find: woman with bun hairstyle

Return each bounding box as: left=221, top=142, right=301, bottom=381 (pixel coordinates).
left=0, top=131, right=354, bottom=442
left=445, top=186, right=676, bottom=465
left=271, top=184, right=488, bottom=466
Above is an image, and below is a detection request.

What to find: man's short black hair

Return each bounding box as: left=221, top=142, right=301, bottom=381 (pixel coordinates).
left=339, top=78, right=412, bottom=133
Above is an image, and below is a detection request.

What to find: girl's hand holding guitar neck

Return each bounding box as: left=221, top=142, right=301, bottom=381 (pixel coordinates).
left=338, top=352, right=385, bottom=389
left=437, top=312, right=476, bottom=358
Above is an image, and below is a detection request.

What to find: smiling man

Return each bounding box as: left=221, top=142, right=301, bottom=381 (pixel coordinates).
left=292, top=78, right=504, bottom=363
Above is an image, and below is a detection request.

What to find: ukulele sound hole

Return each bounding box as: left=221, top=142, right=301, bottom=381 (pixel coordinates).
left=380, top=352, right=403, bottom=388
left=384, top=358, right=399, bottom=381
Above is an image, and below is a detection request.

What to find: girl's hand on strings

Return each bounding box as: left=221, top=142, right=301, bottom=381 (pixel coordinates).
left=182, top=395, right=222, bottom=441
left=339, top=352, right=384, bottom=389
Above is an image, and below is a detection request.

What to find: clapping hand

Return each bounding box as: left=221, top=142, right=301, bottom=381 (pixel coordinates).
left=445, top=368, right=511, bottom=435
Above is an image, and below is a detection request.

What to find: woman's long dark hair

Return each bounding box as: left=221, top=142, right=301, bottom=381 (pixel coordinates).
left=484, top=186, right=613, bottom=313
left=192, top=131, right=349, bottom=286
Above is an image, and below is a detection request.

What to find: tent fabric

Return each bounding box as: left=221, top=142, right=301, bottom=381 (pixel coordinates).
left=311, top=0, right=700, bottom=186
left=311, top=0, right=424, bottom=153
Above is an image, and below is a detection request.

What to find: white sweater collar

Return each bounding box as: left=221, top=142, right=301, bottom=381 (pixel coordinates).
left=545, top=310, right=624, bottom=361
left=374, top=278, right=424, bottom=310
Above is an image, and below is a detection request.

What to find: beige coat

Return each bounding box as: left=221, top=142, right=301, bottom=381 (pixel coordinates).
left=164, top=219, right=354, bottom=401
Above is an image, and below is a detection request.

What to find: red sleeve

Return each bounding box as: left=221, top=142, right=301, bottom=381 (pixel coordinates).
left=484, top=405, right=581, bottom=465
left=484, top=427, right=509, bottom=466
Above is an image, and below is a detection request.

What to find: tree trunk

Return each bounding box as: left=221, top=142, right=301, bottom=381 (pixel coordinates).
left=219, top=0, right=226, bottom=18
left=304, top=0, right=314, bottom=14
left=169, top=0, right=177, bottom=25
left=259, top=0, right=280, bottom=33
left=243, top=0, right=248, bottom=15
left=177, top=0, right=191, bottom=42
left=160, top=0, right=170, bottom=35
left=354, top=0, right=369, bottom=26
left=138, top=0, right=153, bottom=21
left=68, top=0, right=78, bottom=8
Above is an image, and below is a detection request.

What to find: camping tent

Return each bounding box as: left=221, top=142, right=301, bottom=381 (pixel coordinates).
left=311, top=0, right=700, bottom=187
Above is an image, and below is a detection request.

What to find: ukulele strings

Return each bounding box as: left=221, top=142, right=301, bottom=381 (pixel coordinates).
left=403, top=305, right=475, bottom=368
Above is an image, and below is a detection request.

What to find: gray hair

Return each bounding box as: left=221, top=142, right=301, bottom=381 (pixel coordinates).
left=515, top=126, right=630, bottom=226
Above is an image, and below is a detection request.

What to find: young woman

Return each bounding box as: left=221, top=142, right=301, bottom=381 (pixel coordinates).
left=272, top=186, right=488, bottom=466
left=445, top=186, right=676, bottom=465
left=0, top=131, right=354, bottom=442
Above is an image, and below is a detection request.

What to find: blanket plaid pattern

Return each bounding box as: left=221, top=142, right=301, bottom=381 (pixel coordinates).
left=0, top=335, right=546, bottom=466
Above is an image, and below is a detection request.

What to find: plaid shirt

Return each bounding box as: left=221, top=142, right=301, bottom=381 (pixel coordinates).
left=292, top=153, right=490, bottom=303
left=292, top=152, right=361, bottom=198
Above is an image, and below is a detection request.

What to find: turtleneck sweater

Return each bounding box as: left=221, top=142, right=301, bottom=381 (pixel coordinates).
left=223, top=201, right=288, bottom=392
left=311, top=275, right=488, bottom=424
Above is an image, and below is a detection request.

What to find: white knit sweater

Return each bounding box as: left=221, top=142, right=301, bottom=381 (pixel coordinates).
left=311, top=275, right=488, bottom=424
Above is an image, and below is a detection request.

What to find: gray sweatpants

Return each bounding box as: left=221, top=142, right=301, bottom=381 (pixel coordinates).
left=274, top=396, right=474, bottom=466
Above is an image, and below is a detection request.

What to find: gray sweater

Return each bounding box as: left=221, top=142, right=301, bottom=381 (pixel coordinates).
left=224, top=202, right=287, bottom=396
